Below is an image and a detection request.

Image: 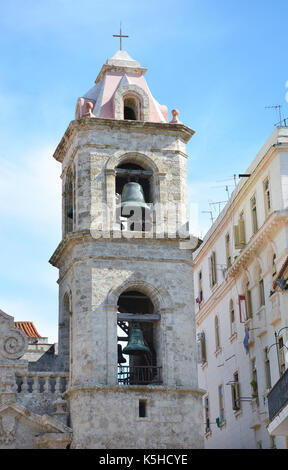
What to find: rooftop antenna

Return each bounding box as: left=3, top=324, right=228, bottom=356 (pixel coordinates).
left=265, top=104, right=286, bottom=126
left=202, top=211, right=214, bottom=225
left=225, top=185, right=230, bottom=199
left=209, top=200, right=228, bottom=216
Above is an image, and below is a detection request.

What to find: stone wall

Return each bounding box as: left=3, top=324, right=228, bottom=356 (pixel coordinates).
left=69, top=386, right=203, bottom=449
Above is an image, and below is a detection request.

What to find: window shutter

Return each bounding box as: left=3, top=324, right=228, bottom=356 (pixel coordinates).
left=239, top=219, right=246, bottom=245
left=200, top=333, right=206, bottom=362
left=234, top=225, right=242, bottom=249
left=209, top=256, right=213, bottom=287
left=231, top=384, right=236, bottom=409
left=279, top=348, right=285, bottom=369
left=239, top=295, right=248, bottom=322
left=212, top=252, right=217, bottom=284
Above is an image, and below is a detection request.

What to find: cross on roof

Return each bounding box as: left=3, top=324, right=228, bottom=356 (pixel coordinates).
left=113, top=23, right=129, bottom=51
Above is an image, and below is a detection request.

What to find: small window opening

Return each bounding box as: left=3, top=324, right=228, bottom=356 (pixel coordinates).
left=124, top=96, right=139, bottom=120
left=124, top=106, right=136, bottom=120
left=64, top=168, right=74, bottom=234
left=139, top=400, right=147, bottom=417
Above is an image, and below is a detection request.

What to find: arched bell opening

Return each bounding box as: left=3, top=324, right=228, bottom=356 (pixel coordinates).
left=117, top=290, right=161, bottom=385
left=115, top=162, right=153, bottom=232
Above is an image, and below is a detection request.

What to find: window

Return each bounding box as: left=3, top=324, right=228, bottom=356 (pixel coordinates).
left=270, top=436, right=276, bottom=449
left=198, top=270, right=203, bottom=303
left=234, top=211, right=246, bottom=249
left=197, top=332, right=207, bottom=363
left=139, top=400, right=147, bottom=417
left=218, top=385, right=225, bottom=423
left=62, top=293, right=72, bottom=372
left=278, top=336, right=286, bottom=375
left=231, top=372, right=240, bottom=411
left=264, top=178, right=271, bottom=216
left=250, top=358, right=258, bottom=400
left=209, top=251, right=217, bottom=287
left=230, top=300, right=236, bottom=335
left=215, top=316, right=220, bottom=351
left=246, top=282, right=253, bottom=318
left=124, top=95, right=140, bottom=120
left=259, top=271, right=265, bottom=307
left=64, top=167, right=74, bottom=234
left=272, top=254, right=277, bottom=279
left=264, top=347, right=271, bottom=389
left=204, top=396, right=210, bottom=433
left=225, top=234, right=231, bottom=268
left=251, top=196, right=258, bottom=234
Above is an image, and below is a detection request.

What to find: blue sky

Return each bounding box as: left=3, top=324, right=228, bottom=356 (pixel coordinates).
left=0, top=0, right=287, bottom=342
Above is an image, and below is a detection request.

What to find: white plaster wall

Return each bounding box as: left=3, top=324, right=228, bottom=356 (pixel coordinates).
left=194, top=134, right=288, bottom=449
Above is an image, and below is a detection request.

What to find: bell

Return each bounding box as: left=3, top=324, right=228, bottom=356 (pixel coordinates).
left=119, top=182, right=150, bottom=212
left=122, top=323, right=150, bottom=356
left=67, top=208, right=73, bottom=219
left=118, top=344, right=126, bottom=364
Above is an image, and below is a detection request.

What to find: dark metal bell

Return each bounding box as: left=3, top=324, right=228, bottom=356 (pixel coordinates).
left=122, top=323, right=150, bottom=356
left=118, top=344, right=126, bottom=364
left=120, top=182, right=150, bottom=211
left=67, top=208, right=73, bottom=219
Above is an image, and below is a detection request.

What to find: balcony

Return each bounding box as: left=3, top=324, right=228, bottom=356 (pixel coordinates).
left=267, top=368, right=288, bottom=436
left=118, top=365, right=162, bottom=386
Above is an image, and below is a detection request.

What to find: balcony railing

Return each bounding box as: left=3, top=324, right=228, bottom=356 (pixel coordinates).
left=267, top=368, right=288, bottom=421
left=118, top=366, right=162, bottom=385
left=15, top=372, right=69, bottom=395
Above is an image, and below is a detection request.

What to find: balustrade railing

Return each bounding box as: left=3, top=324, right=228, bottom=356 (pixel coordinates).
left=15, top=372, right=69, bottom=395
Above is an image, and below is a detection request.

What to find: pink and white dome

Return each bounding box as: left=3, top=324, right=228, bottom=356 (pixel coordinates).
left=75, top=50, right=169, bottom=123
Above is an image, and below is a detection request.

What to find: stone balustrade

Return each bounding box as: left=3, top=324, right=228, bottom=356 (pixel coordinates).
left=14, top=372, right=69, bottom=395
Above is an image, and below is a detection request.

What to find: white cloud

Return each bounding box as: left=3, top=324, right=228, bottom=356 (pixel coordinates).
left=0, top=144, right=61, bottom=235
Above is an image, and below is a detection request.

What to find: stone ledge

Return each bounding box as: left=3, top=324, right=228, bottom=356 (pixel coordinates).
left=53, top=118, right=195, bottom=162
left=64, top=384, right=206, bottom=398
left=49, top=230, right=195, bottom=268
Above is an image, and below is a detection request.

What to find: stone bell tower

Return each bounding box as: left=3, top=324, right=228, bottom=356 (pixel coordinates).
left=49, top=48, right=204, bottom=449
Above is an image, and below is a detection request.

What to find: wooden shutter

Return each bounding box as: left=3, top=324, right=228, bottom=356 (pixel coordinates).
left=200, top=333, right=206, bottom=362
left=239, top=219, right=246, bottom=244
left=234, top=225, right=242, bottom=249
left=212, top=251, right=217, bottom=285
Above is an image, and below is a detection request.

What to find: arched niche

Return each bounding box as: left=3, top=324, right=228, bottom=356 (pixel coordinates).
left=114, top=85, right=150, bottom=121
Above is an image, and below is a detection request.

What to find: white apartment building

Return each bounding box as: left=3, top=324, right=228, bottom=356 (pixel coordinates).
left=194, top=126, right=288, bottom=449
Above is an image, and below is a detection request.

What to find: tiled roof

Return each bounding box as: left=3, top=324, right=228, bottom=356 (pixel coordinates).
left=14, top=321, right=41, bottom=338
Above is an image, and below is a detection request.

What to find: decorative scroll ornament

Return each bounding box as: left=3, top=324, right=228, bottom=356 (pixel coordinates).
left=0, top=330, right=27, bottom=360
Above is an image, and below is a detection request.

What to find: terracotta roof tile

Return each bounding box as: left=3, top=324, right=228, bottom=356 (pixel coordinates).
left=14, top=321, right=41, bottom=338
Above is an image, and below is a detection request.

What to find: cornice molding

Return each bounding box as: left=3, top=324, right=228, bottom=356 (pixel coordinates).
left=194, top=144, right=279, bottom=264
left=226, top=211, right=288, bottom=279
left=195, top=211, right=288, bottom=326
left=53, top=118, right=195, bottom=163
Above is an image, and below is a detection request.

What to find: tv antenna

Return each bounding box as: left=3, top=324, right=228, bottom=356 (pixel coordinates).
left=209, top=200, right=228, bottom=215
left=202, top=211, right=214, bottom=225
left=265, top=104, right=288, bottom=127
